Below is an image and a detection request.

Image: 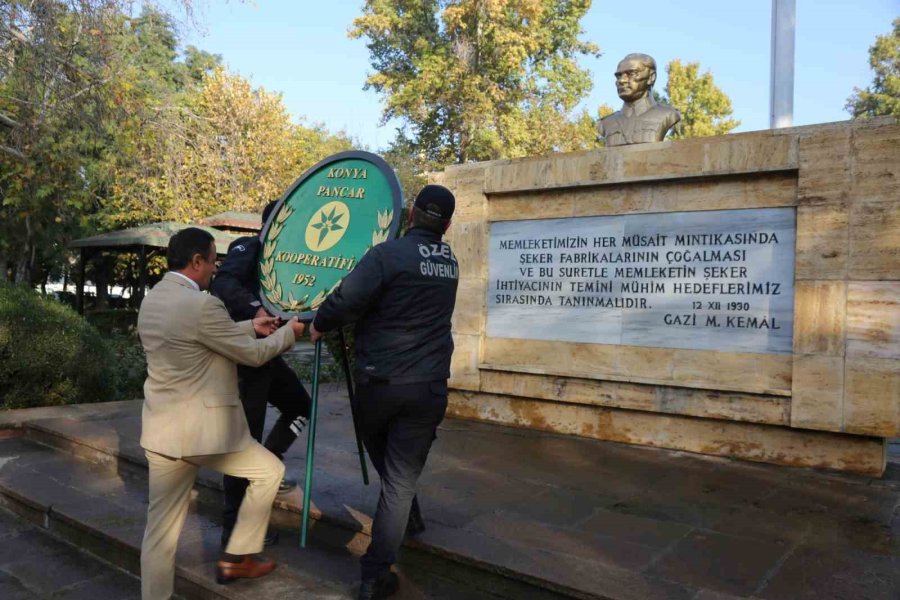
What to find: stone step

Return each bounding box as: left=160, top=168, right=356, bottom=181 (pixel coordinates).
left=0, top=431, right=576, bottom=600
left=0, top=433, right=524, bottom=600
left=0, top=504, right=142, bottom=599
left=16, top=416, right=603, bottom=600
left=4, top=399, right=898, bottom=600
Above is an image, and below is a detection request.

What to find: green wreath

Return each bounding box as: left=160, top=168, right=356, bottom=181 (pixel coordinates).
left=259, top=205, right=394, bottom=313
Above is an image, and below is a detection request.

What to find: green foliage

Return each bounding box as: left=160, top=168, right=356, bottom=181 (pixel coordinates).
left=105, top=65, right=354, bottom=227
left=283, top=348, right=344, bottom=384
left=85, top=309, right=138, bottom=336
left=382, top=138, right=430, bottom=203
left=106, top=331, right=148, bottom=401
left=324, top=326, right=356, bottom=377
left=846, top=18, right=900, bottom=119
left=351, top=0, right=601, bottom=164
left=0, top=284, right=117, bottom=408
left=184, top=46, right=223, bottom=85
left=82, top=309, right=145, bottom=401
left=1, top=1, right=353, bottom=289
left=0, top=3, right=181, bottom=284
left=661, top=59, right=739, bottom=139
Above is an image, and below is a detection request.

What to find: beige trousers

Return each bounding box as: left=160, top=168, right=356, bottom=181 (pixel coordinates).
left=140, top=442, right=284, bottom=600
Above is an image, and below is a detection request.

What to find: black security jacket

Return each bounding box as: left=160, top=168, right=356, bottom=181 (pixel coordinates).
left=313, top=227, right=459, bottom=384
left=210, top=236, right=264, bottom=322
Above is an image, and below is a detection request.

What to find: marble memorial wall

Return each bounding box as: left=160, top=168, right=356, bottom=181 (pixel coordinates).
left=435, top=120, right=900, bottom=476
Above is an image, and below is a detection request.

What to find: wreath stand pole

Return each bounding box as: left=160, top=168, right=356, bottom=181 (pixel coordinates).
left=338, top=327, right=369, bottom=485
left=300, top=338, right=321, bottom=548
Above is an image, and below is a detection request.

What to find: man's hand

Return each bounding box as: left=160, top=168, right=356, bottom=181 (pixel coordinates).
left=254, top=307, right=270, bottom=320
left=309, top=322, right=325, bottom=343
left=287, top=317, right=305, bottom=338
left=252, top=316, right=279, bottom=337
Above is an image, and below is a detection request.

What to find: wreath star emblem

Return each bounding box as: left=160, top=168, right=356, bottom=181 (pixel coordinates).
left=310, top=206, right=346, bottom=247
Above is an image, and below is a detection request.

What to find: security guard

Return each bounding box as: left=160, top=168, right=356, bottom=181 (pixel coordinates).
left=310, top=185, right=458, bottom=600
left=210, top=201, right=312, bottom=548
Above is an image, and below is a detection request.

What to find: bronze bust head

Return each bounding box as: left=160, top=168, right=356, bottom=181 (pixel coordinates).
left=599, top=53, right=681, bottom=147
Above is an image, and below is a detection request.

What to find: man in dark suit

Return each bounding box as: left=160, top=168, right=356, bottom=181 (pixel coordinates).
left=210, top=202, right=312, bottom=549
left=310, top=185, right=459, bottom=600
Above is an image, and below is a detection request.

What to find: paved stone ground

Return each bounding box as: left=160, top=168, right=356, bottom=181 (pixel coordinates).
left=268, top=389, right=900, bottom=600
left=0, top=506, right=140, bottom=600
left=0, top=433, right=501, bottom=600
left=0, top=394, right=898, bottom=600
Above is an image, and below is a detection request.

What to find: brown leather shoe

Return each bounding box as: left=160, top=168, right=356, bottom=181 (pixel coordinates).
left=215, top=555, right=276, bottom=585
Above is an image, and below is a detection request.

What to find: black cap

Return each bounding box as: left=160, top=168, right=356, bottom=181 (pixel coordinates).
left=413, top=185, right=455, bottom=220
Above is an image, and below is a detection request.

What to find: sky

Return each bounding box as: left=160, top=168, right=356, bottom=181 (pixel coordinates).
left=172, top=0, right=899, bottom=150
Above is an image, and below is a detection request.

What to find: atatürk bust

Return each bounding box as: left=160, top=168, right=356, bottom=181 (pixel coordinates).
left=599, top=53, right=681, bottom=147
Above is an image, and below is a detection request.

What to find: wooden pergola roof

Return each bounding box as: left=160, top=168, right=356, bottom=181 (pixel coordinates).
left=68, top=221, right=241, bottom=254
left=67, top=221, right=244, bottom=313
left=196, top=211, right=261, bottom=233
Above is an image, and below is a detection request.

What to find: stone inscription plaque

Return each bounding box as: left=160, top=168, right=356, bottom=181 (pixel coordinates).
left=486, top=208, right=796, bottom=354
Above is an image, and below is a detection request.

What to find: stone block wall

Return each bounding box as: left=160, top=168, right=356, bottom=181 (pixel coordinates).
left=431, top=118, right=899, bottom=475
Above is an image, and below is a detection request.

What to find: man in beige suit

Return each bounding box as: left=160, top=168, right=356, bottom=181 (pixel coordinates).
left=138, top=227, right=305, bottom=600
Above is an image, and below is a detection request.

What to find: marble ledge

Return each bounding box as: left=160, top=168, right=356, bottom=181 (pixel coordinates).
left=477, top=363, right=793, bottom=398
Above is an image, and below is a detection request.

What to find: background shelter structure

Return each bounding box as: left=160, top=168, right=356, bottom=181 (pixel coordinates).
left=68, top=221, right=242, bottom=313
left=196, top=211, right=261, bottom=236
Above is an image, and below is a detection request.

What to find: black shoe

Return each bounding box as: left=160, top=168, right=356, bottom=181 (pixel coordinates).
left=357, top=572, right=399, bottom=600
left=221, top=528, right=279, bottom=549
left=264, top=529, right=280, bottom=546
left=278, top=477, right=297, bottom=494
left=405, top=504, right=426, bottom=537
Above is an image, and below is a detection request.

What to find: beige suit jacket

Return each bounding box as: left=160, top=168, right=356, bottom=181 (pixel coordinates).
left=137, top=272, right=296, bottom=458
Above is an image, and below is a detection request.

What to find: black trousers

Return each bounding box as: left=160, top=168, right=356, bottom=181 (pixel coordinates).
left=357, top=379, right=448, bottom=581
left=222, top=355, right=311, bottom=531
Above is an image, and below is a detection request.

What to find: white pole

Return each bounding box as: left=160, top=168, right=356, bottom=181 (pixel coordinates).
left=770, top=0, right=796, bottom=129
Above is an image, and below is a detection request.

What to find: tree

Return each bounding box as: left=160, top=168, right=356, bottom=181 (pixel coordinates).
left=846, top=18, right=900, bottom=119
left=381, top=137, right=429, bottom=203
left=662, top=59, right=739, bottom=139
left=0, top=2, right=201, bottom=284
left=183, top=67, right=353, bottom=217
left=106, top=67, right=354, bottom=226
left=0, top=2, right=199, bottom=161
left=350, top=0, right=600, bottom=164
left=0, top=1, right=347, bottom=286
left=0, top=1, right=124, bottom=283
